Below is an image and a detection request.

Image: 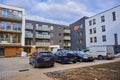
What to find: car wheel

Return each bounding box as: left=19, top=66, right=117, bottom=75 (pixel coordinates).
left=98, top=55, right=103, bottom=60
left=50, top=64, right=54, bottom=67
left=73, top=61, right=76, bottom=64
left=79, top=59, right=83, bottom=62
left=32, top=62, right=37, bottom=68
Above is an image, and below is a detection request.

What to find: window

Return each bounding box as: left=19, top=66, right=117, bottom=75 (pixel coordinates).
left=93, top=19, right=96, bottom=25
left=101, top=25, right=106, bottom=32
left=94, top=37, right=97, bottom=42
left=6, top=22, right=11, bottom=30
left=59, top=33, right=62, bottom=37
left=79, top=24, right=83, bottom=29
left=13, top=10, right=22, bottom=19
left=93, top=28, right=96, bottom=33
left=101, top=16, right=105, bottom=22
left=80, top=39, right=83, bottom=44
left=80, top=31, right=83, bottom=36
left=102, top=35, right=106, bottom=42
left=13, top=23, right=21, bottom=31
left=112, top=12, right=116, bottom=21
left=59, top=40, right=62, bottom=44
left=90, top=37, right=93, bottom=43
left=89, top=20, right=92, bottom=26
left=89, top=29, right=92, bottom=34
left=1, top=21, right=6, bottom=30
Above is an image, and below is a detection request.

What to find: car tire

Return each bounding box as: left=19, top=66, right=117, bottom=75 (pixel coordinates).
left=32, top=62, right=38, bottom=68
left=73, top=61, right=76, bottom=64
left=98, top=55, right=103, bottom=60
left=50, top=64, right=54, bottom=67
left=79, top=59, right=83, bottom=62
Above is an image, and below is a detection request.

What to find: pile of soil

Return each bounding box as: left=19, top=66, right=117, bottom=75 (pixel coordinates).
left=46, top=61, right=120, bottom=80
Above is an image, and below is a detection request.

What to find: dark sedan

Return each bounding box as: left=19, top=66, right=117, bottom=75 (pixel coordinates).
left=54, top=50, right=77, bottom=64
left=75, top=51, right=94, bottom=62
left=29, top=51, right=55, bottom=68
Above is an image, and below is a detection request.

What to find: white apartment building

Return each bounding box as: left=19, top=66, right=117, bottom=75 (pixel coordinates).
left=85, top=5, right=120, bottom=52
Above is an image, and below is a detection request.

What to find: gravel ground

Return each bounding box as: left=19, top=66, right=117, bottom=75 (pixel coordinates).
left=46, top=61, right=120, bottom=80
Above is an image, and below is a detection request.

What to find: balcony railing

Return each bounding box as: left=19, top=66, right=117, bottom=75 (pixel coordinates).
left=36, top=26, right=50, bottom=31
left=0, top=38, right=10, bottom=43
left=0, top=27, right=21, bottom=33
left=36, top=42, right=50, bottom=46
left=64, top=43, right=71, bottom=47
left=64, top=36, right=71, bottom=40
left=25, top=34, right=33, bottom=38
left=25, top=25, right=33, bottom=30
left=64, top=29, right=70, bottom=33
left=36, top=34, right=50, bottom=39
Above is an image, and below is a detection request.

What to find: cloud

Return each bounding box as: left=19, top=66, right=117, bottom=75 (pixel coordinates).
left=1, top=0, right=120, bottom=25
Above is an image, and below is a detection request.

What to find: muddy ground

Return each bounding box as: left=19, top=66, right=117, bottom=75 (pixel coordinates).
left=46, top=61, right=120, bottom=80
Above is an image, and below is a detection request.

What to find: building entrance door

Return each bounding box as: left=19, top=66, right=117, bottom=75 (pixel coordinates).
left=0, top=47, right=4, bottom=56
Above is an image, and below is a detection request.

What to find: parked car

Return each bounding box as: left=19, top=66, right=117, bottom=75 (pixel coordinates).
left=75, top=51, right=94, bottom=62
left=29, top=51, right=55, bottom=68
left=54, top=50, right=77, bottom=64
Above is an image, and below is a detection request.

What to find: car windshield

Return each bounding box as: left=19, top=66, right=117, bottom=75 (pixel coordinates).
left=40, top=52, right=52, bottom=56
left=77, top=51, right=85, bottom=55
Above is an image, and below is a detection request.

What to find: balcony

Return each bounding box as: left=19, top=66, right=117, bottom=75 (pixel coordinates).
left=36, top=34, right=50, bottom=39
left=25, top=34, right=33, bottom=38
left=36, top=26, right=50, bottom=31
left=64, top=36, right=71, bottom=40
left=0, top=16, right=22, bottom=23
left=0, top=28, right=21, bottom=33
left=0, top=38, right=21, bottom=46
left=64, top=43, right=71, bottom=47
left=25, top=25, right=33, bottom=30
left=36, top=42, right=51, bottom=47
left=64, top=29, right=70, bottom=33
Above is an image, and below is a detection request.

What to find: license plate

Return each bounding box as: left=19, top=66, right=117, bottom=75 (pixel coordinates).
left=44, top=57, right=50, bottom=61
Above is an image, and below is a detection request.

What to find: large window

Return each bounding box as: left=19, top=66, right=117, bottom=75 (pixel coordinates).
left=2, top=8, right=12, bottom=18
left=1, top=21, right=6, bottom=30
left=101, top=25, right=106, bottom=32
left=101, top=16, right=105, bottom=22
left=89, top=29, right=92, bottom=34
left=89, top=20, right=92, bottom=26
left=6, top=22, right=11, bottom=30
left=112, top=12, right=116, bottom=21
left=102, top=35, right=106, bottom=42
left=13, top=23, right=21, bottom=31
left=93, top=19, right=96, bottom=25
left=94, top=37, right=97, bottom=42
left=93, top=28, right=96, bottom=33
left=90, top=37, right=93, bottom=43
left=12, top=34, right=20, bottom=43
left=13, top=10, right=22, bottom=19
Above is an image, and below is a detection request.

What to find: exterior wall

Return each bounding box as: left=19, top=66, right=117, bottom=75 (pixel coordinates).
left=0, top=4, right=25, bottom=57
left=70, top=17, right=88, bottom=50
left=25, top=19, right=70, bottom=53
left=85, top=6, right=120, bottom=53
left=4, top=47, right=23, bottom=57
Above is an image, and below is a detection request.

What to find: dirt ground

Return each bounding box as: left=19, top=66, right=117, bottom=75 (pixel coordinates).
left=46, top=61, right=120, bottom=80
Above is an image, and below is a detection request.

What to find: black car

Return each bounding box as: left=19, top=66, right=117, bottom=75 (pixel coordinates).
left=54, top=50, right=77, bottom=64
left=29, top=51, right=55, bottom=68
left=75, top=51, right=94, bottom=62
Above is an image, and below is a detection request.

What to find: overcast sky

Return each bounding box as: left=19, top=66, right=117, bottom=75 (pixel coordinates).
left=0, top=0, right=120, bottom=25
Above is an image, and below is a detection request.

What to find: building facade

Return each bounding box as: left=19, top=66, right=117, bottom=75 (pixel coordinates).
left=85, top=5, right=120, bottom=53
left=25, top=19, right=71, bottom=53
left=0, top=4, right=25, bottom=57
left=70, top=17, right=88, bottom=50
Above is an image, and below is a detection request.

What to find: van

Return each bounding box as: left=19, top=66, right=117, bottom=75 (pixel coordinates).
left=85, top=45, right=114, bottom=60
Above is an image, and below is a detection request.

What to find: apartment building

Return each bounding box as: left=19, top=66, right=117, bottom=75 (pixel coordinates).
left=25, top=19, right=71, bottom=53
left=0, top=4, right=25, bottom=57
left=85, top=5, right=120, bottom=53
left=70, top=17, right=88, bottom=50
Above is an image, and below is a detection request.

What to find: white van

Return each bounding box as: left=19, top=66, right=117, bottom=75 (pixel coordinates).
left=85, top=45, right=114, bottom=60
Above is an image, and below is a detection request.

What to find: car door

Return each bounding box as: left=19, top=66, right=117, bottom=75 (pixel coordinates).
left=54, top=51, right=61, bottom=61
